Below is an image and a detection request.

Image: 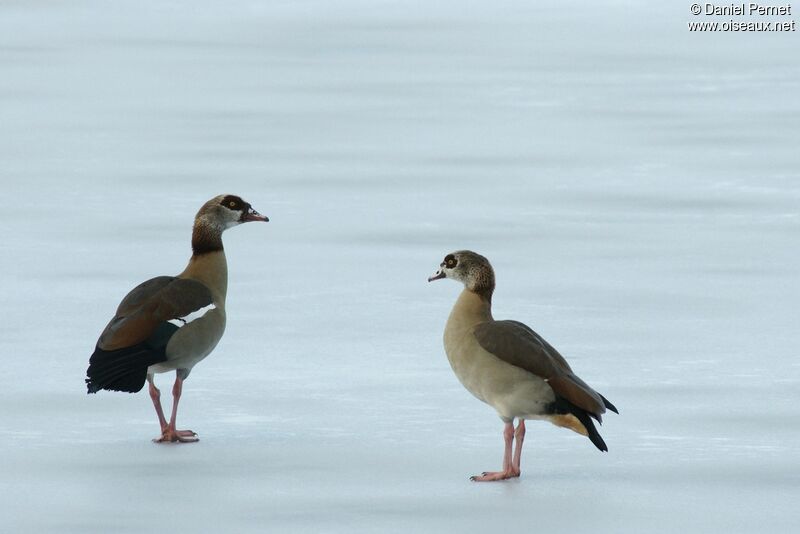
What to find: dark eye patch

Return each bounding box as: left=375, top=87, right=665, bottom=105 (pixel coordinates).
left=221, top=195, right=244, bottom=211
left=444, top=254, right=457, bottom=268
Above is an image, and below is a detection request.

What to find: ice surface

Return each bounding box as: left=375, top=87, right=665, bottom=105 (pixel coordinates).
left=1, top=1, right=798, bottom=532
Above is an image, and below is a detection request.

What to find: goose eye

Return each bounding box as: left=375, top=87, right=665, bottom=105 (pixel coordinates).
left=229, top=201, right=236, bottom=208
left=445, top=256, right=457, bottom=268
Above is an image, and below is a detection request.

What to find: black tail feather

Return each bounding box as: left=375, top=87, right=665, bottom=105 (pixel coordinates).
left=86, top=344, right=168, bottom=394
left=548, top=396, right=610, bottom=452
left=572, top=407, right=608, bottom=452
left=600, top=393, right=619, bottom=414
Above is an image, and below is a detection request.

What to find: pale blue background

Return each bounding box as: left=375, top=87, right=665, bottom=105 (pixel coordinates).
left=1, top=2, right=798, bottom=532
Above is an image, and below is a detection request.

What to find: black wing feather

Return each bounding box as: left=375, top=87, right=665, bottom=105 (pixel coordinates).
left=86, top=276, right=212, bottom=394
left=86, top=323, right=178, bottom=394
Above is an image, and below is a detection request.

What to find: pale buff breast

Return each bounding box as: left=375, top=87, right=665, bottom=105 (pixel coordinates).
left=443, top=293, right=556, bottom=422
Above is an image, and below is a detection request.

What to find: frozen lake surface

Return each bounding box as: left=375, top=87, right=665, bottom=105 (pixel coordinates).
left=1, top=1, right=798, bottom=532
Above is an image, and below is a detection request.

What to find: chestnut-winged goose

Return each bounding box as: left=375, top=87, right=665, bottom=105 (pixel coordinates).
left=86, top=194, right=268, bottom=443
left=428, top=250, right=617, bottom=481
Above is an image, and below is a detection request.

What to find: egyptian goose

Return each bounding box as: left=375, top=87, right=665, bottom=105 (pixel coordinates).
left=428, top=250, right=617, bottom=481
left=86, top=194, right=268, bottom=443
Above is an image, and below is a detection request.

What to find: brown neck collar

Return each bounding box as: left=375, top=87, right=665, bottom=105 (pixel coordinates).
left=470, top=283, right=494, bottom=304
left=468, top=269, right=495, bottom=303
left=191, top=221, right=224, bottom=256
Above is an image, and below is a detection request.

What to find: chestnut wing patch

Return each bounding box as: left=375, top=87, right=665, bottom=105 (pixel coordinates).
left=97, top=277, right=214, bottom=351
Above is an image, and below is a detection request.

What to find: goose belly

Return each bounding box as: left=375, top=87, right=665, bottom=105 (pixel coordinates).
left=150, top=308, right=226, bottom=374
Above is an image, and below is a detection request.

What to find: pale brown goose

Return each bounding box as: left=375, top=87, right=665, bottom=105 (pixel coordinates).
left=428, top=250, right=617, bottom=481
left=86, top=195, right=268, bottom=443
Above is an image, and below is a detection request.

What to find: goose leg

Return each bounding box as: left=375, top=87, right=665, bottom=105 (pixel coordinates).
left=471, top=421, right=517, bottom=481
left=147, top=374, right=168, bottom=432
left=153, top=373, right=198, bottom=443
left=511, top=420, right=526, bottom=476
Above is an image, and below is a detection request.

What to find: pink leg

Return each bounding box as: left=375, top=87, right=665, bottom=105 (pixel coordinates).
left=153, top=374, right=198, bottom=443
left=511, top=420, right=526, bottom=476
left=471, top=422, right=517, bottom=482
left=148, top=375, right=168, bottom=431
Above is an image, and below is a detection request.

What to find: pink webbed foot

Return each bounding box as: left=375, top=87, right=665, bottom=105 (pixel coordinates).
left=469, top=421, right=523, bottom=481
left=153, top=429, right=199, bottom=443
left=150, top=374, right=198, bottom=443
left=470, top=469, right=520, bottom=482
